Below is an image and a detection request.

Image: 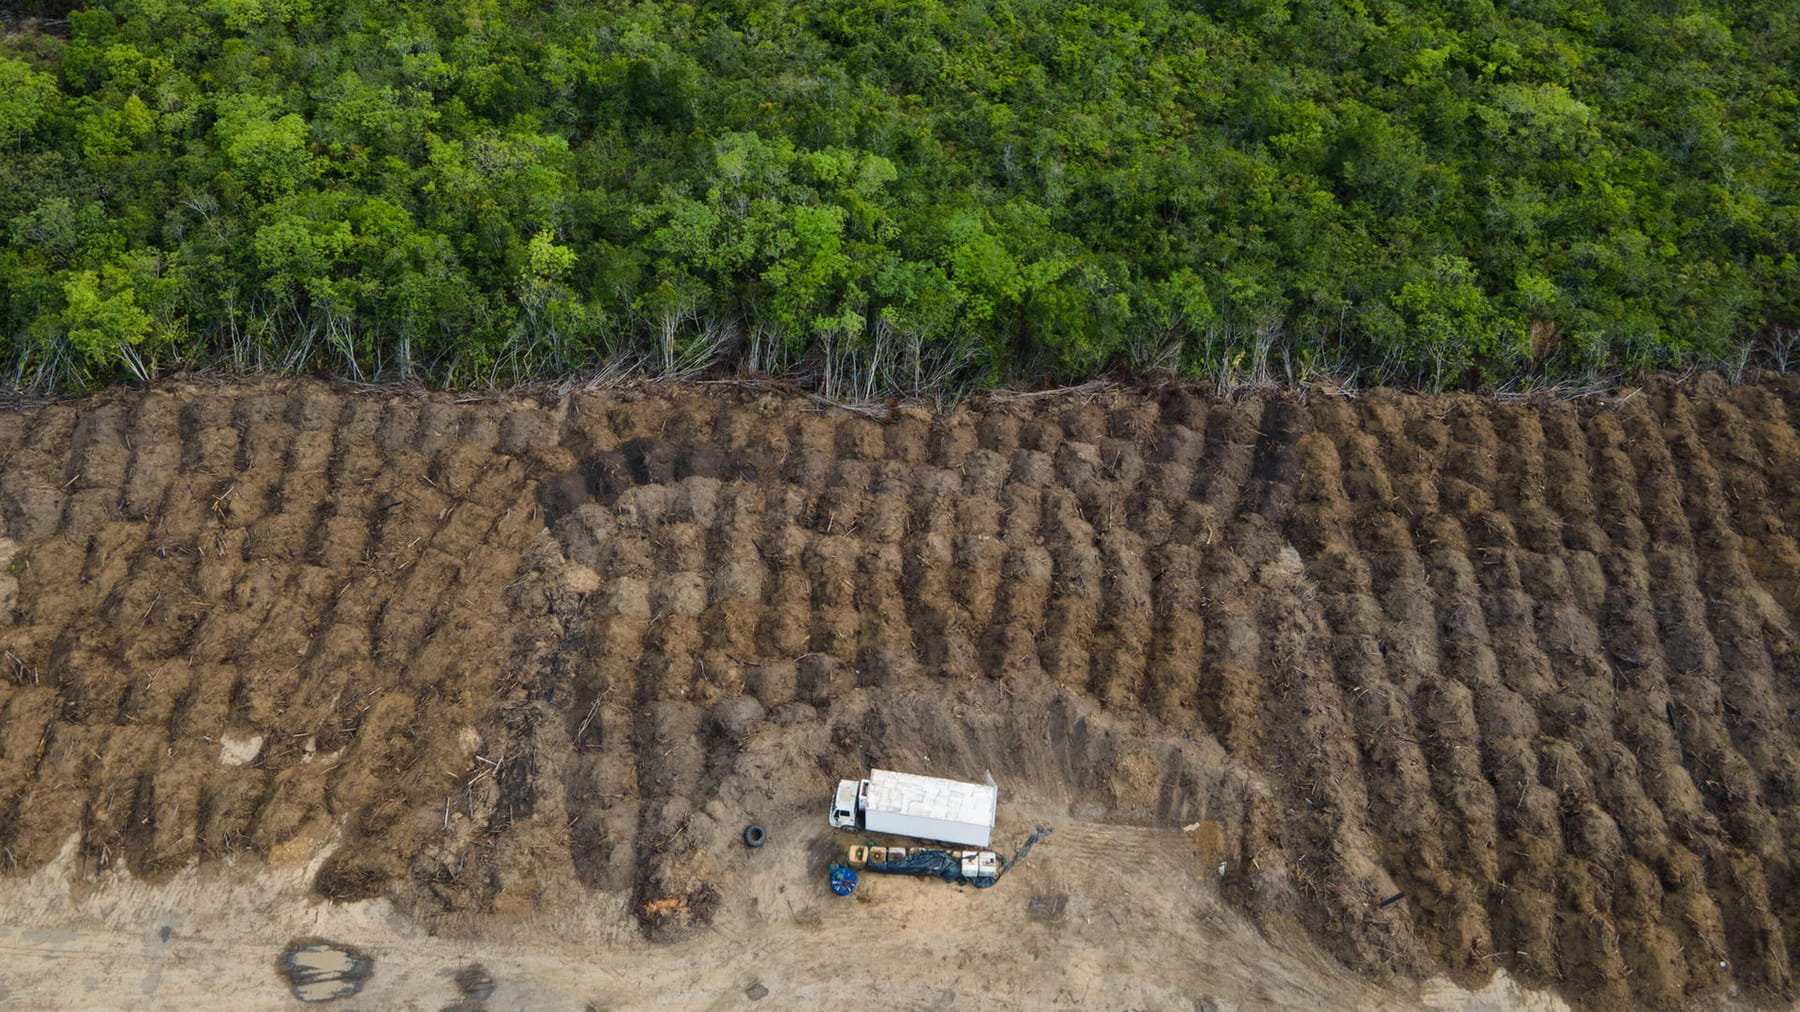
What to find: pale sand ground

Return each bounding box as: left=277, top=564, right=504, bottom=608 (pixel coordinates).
left=0, top=803, right=1567, bottom=1011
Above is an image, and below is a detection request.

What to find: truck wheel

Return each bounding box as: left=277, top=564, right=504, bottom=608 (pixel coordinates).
left=743, top=824, right=766, bottom=848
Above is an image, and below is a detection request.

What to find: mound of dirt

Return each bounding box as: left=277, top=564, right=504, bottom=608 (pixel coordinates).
left=3, top=375, right=1799, bottom=1008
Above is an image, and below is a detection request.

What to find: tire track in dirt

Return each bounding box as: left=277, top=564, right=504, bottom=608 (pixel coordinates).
left=1294, top=402, right=1441, bottom=976
left=1272, top=383, right=1800, bottom=1007
left=1251, top=397, right=1437, bottom=979
left=1491, top=405, right=1629, bottom=996
left=1461, top=404, right=1622, bottom=997
left=1583, top=403, right=1738, bottom=997
left=1359, top=398, right=1503, bottom=980
left=0, top=383, right=552, bottom=905
left=1649, top=390, right=1795, bottom=995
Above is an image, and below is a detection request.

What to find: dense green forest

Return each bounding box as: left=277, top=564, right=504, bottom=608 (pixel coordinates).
left=1, top=0, right=1796, bottom=393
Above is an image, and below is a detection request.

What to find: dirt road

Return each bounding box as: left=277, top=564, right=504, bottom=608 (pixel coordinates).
left=0, top=807, right=1557, bottom=1010
left=1, top=375, right=1797, bottom=1008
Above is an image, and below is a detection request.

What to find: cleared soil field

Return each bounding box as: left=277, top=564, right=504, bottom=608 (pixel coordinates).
left=1, top=375, right=1798, bottom=1008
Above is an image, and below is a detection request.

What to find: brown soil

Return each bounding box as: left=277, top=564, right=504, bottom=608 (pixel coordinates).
left=2, top=375, right=1799, bottom=1008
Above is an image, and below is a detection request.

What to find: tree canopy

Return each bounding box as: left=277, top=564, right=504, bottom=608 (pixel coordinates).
left=2, top=0, right=1796, bottom=392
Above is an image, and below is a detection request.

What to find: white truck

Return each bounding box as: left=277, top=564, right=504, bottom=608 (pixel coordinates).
left=827, top=768, right=998, bottom=848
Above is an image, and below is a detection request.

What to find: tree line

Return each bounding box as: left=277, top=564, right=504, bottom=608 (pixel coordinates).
left=1, top=0, right=1796, bottom=394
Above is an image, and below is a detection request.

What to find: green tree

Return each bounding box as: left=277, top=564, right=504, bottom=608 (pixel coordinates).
left=0, top=57, right=60, bottom=151
left=59, top=263, right=159, bottom=377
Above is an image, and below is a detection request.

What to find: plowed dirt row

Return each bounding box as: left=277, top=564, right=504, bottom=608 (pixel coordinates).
left=1, top=376, right=1798, bottom=1008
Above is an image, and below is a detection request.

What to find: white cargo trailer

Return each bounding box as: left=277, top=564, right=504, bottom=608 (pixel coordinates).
left=827, top=769, right=998, bottom=848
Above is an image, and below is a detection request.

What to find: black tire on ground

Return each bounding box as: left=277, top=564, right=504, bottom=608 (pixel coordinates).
left=743, top=824, right=766, bottom=848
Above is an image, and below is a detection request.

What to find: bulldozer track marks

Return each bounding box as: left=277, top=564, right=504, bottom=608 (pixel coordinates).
left=2, top=376, right=1800, bottom=1006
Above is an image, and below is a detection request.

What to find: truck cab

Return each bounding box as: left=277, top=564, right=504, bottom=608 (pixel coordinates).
left=828, top=779, right=865, bottom=829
